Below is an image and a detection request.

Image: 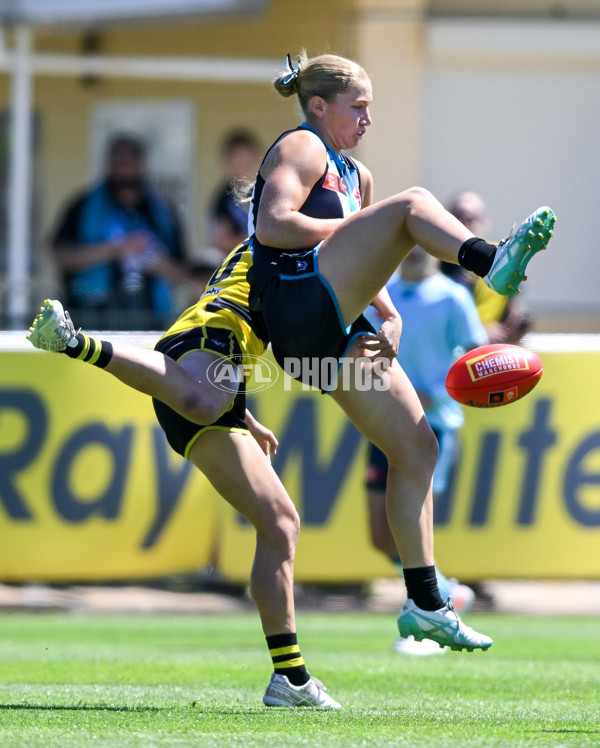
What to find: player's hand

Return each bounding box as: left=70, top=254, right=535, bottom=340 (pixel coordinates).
left=245, top=410, right=278, bottom=458
left=359, top=316, right=402, bottom=362
left=249, top=421, right=279, bottom=458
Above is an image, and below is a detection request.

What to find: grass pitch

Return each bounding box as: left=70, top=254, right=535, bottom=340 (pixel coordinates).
left=0, top=611, right=598, bottom=747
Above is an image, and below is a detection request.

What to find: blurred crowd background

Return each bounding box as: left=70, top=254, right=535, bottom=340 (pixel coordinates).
left=0, top=0, right=599, bottom=333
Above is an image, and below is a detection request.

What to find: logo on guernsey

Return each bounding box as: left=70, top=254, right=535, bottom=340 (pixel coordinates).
left=323, top=171, right=347, bottom=195
left=466, top=351, right=530, bottom=382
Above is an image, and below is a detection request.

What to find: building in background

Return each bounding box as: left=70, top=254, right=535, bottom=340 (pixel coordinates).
left=0, top=0, right=598, bottom=330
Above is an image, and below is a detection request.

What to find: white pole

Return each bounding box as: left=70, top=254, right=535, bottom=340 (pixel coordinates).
left=6, top=25, right=33, bottom=330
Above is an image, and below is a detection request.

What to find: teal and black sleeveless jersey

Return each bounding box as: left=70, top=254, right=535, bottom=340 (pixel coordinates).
left=245, top=124, right=373, bottom=392
left=248, top=124, right=362, bottom=254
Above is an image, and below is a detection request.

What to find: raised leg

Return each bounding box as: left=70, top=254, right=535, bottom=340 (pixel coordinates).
left=318, top=187, right=472, bottom=325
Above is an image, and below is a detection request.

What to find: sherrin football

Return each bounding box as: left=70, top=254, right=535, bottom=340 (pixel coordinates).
left=446, top=343, right=543, bottom=408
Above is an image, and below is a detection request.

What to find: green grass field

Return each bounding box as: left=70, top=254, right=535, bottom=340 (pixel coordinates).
left=0, top=611, right=599, bottom=747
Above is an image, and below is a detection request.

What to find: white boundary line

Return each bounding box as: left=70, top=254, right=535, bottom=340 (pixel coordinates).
left=4, top=333, right=600, bottom=353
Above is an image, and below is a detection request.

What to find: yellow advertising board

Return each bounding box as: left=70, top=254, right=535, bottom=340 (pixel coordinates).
left=1, top=346, right=599, bottom=582
left=0, top=351, right=222, bottom=581
left=434, top=351, right=600, bottom=579
left=218, top=350, right=600, bottom=581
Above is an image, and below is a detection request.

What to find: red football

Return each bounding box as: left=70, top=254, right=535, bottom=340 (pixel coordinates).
left=446, top=343, right=543, bottom=408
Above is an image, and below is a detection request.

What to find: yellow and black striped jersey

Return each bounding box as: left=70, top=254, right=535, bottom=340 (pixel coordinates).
left=158, top=241, right=267, bottom=357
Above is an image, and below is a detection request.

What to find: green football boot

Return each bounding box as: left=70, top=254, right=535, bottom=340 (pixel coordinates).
left=484, top=206, right=556, bottom=295
left=27, top=299, right=77, bottom=352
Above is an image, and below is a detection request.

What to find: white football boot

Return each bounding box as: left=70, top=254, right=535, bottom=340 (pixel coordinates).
left=263, top=673, right=341, bottom=708
left=397, top=599, right=493, bottom=652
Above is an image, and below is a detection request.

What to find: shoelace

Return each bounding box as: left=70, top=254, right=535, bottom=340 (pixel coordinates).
left=497, top=223, right=516, bottom=247
left=56, top=311, right=77, bottom=343
left=310, top=677, right=328, bottom=693
left=443, top=599, right=461, bottom=628
left=445, top=600, right=487, bottom=641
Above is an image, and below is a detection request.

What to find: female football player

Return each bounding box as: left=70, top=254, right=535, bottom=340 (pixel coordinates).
left=246, top=51, right=554, bottom=651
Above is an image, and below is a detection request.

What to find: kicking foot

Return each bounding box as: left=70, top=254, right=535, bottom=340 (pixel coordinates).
left=27, top=299, right=77, bottom=352
left=484, top=206, right=556, bottom=295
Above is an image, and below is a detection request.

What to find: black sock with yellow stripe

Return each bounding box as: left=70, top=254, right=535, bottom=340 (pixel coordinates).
left=266, top=633, right=310, bottom=687
left=62, top=332, right=113, bottom=369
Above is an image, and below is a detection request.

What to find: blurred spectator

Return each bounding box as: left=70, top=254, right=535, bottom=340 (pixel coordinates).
left=443, top=190, right=532, bottom=344
left=364, top=246, right=489, bottom=652
left=51, top=133, right=188, bottom=330
left=208, top=129, right=262, bottom=257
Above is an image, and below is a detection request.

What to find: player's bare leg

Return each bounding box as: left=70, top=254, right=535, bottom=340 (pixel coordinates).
left=27, top=299, right=234, bottom=425
left=331, top=341, right=492, bottom=652
left=188, top=429, right=298, bottom=636
left=317, top=189, right=555, bottom=325
left=188, top=429, right=340, bottom=707
left=331, top=354, right=437, bottom=568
